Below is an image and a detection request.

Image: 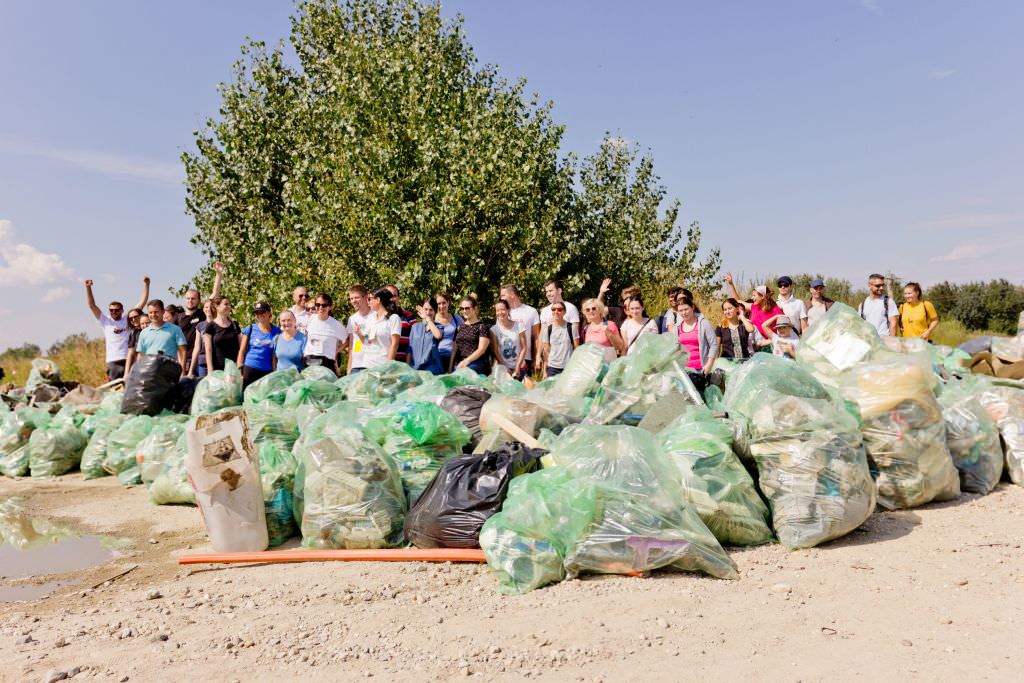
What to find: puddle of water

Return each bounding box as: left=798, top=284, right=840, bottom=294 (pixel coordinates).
left=0, top=497, right=132, bottom=601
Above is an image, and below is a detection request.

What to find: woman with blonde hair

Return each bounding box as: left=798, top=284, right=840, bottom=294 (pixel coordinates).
left=580, top=298, right=625, bottom=361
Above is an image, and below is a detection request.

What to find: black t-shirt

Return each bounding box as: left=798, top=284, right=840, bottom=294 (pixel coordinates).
left=717, top=324, right=751, bottom=360
left=202, top=320, right=241, bottom=372
left=453, top=321, right=491, bottom=373
left=176, top=309, right=207, bottom=352
left=127, top=327, right=142, bottom=351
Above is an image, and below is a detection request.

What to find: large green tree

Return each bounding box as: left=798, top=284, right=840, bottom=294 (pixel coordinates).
left=183, top=0, right=719, bottom=310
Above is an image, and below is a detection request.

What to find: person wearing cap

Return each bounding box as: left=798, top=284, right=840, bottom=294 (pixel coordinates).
left=805, top=278, right=835, bottom=328
left=775, top=276, right=808, bottom=334
left=756, top=314, right=800, bottom=359
left=237, top=301, right=282, bottom=388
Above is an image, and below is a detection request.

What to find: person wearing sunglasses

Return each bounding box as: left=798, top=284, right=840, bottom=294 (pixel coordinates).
left=775, top=276, right=809, bottom=335
left=538, top=302, right=579, bottom=377
left=84, top=275, right=150, bottom=381
left=450, top=296, right=492, bottom=375
left=859, top=273, right=899, bottom=337
left=580, top=298, right=625, bottom=361
left=202, top=295, right=241, bottom=373
left=124, top=310, right=148, bottom=377
left=303, top=293, right=348, bottom=374
left=351, top=288, right=401, bottom=369
left=289, top=285, right=311, bottom=333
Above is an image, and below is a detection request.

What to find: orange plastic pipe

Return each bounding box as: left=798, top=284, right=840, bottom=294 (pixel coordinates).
left=178, top=547, right=487, bottom=565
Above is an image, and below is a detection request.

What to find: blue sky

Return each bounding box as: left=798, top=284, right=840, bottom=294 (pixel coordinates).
left=1, top=0, right=1022, bottom=350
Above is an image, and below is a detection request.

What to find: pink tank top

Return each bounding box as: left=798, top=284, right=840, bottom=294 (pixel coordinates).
left=677, top=323, right=702, bottom=370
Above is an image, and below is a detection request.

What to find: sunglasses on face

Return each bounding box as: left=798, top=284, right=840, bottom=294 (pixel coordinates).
left=458, top=305, right=473, bottom=311
left=314, top=302, right=329, bottom=309
left=552, top=307, right=565, bottom=312
left=297, top=293, right=309, bottom=299
left=583, top=307, right=597, bottom=312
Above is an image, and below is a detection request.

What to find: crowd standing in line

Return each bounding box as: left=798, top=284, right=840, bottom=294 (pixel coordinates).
left=84, top=268, right=942, bottom=387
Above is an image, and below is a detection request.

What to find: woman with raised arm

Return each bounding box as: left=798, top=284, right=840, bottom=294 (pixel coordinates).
left=408, top=297, right=445, bottom=374
left=724, top=272, right=784, bottom=337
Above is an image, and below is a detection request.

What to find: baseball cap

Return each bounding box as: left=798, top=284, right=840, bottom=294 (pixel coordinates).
left=253, top=301, right=272, bottom=314
left=775, top=316, right=794, bottom=328
left=777, top=276, right=793, bottom=287
left=810, top=278, right=825, bottom=288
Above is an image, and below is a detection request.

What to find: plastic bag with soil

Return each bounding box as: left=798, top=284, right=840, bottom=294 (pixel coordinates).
left=840, top=354, right=961, bottom=509
left=244, top=368, right=301, bottom=406
left=190, top=360, right=243, bottom=415
left=122, top=354, right=182, bottom=416
left=0, top=407, right=52, bottom=477
left=404, top=442, right=544, bottom=548
left=659, top=407, right=773, bottom=546
left=938, top=381, right=1004, bottom=494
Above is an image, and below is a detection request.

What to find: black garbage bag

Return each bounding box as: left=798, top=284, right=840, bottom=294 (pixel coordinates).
left=164, top=377, right=200, bottom=414
left=403, top=441, right=545, bottom=548
left=440, top=386, right=491, bottom=452
left=122, top=354, right=181, bottom=416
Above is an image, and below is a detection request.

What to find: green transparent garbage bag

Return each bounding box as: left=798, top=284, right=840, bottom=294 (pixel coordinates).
left=438, top=367, right=496, bottom=391
left=393, top=375, right=448, bottom=405
left=301, top=364, right=339, bottom=383
left=28, top=422, right=87, bottom=478
left=244, top=368, right=301, bottom=406
left=477, top=394, right=569, bottom=452
left=585, top=335, right=702, bottom=425
left=102, top=415, right=155, bottom=484
left=148, top=431, right=195, bottom=505
left=479, top=467, right=599, bottom=594
left=938, top=381, right=1004, bottom=494
left=53, top=404, right=86, bottom=430
left=246, top=404, right=300, bottom=449
left=0, top=407, right=53, bottom=478
left=95, top=391, right=124, bottom=417
left=297, top=428, right=407, bottom=549
left=543, top=425, right=737, bottom=581
left=551, top=343, right=607, bottom=398
left=25, top=358, right=61, bottom=393
left=137, top=418, right=189, bottom=489
left=973, top=383, right=1024, bottom=486
left=80, top=415, right=128, bottom=479
left=283, top=379, right=345, bottom=410
left=659, top=408, right=772, bottom=546
left=840, top=354, right=961, bottom=509
left=190, top=360, right=243, bottom=415
left=260, top=438, right=299, bottom=546
left=797, top=303, right=886, bottom=388
left=365, top=402, right=471, bottom=503
left=344, top=361, right=425, bottom=405
left=726, top=355, right=876, bottom=548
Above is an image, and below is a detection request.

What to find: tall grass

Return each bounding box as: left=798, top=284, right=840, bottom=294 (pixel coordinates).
left=1, top=338, right=108, bottom=388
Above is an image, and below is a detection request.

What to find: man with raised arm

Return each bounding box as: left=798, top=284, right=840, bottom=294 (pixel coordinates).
left=176, top=261, right=223, bottom=373
left=84, top=276, right=150, bottom=380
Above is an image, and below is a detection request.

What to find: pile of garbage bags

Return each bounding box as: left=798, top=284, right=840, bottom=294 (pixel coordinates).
left=938, top=380, right=1004, bottom=494
left=191, top=360, right=243, bottom=415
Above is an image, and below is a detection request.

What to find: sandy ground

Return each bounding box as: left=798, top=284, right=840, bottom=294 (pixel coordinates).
left=1, top=474, right=1023, bottom=683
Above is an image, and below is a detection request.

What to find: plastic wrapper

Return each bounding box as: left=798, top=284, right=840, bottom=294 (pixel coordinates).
left=974, top=384, right=1024, bottom=485
left=659, top=407, right=773, bottom=545
left=136, top=418, right=189, bottom=489
left=80, top=414, right=128, bottom=479
left=0, top=407, right=52, bottom=477
left=190, top=360, right=243, bottom=415
left=27, top=421, right=87, bottom=478
left=797, top=302, right=886, bottom=388
left=148, top=432, right=196, bottom=505
left=297, top=428, right=407, bottom=549
left=260, top=438, right=299, bottom=546
left=25, top=358, right=61, bottom=394
left=938, top=382, right=1004, bottom=494
left=122, top=353, right=182, bottom=416
left=301, top=364, right=339, bottom=383
left=725, top=355, right=877, bottom=548
left=585, top=335, right=702, bottom=425
left=365, top=401, right=472, bottom=503
left=840, top=354, right=961, bottom=509
left=283, top=379, right=345, bottom=410
left=551, top=344, right=607, bottom=398
left=404, top=442, right=544, bottom=548
left=440, top=386, right=492, bottom=451
left=344, top=361, right=425, bottom=405
left=102, top=415, right=155, bottom=484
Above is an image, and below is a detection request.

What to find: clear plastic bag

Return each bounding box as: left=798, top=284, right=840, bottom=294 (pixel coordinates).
left=283, top=379, right=345, bottom=410
left=840, top=354, right=961, bottom=509
left=301, top=364, right=340, bottom=383
left=551, top=343, right=607, bottom=398
left=260, top=438, right=299, bottom=546
left=81, top=414, right=128, bottom=479
left=244, top=368, right=301, bottom=406
left=938, top=382, right=1004, bottom=494
left=344, top=361, right=425, bottom=405
left=190, top=360, right=243, bottom=415
left=148, top=431, right=195, bottom=505
left=28, top=421, right=87, bottom=478
left=974, top=384, right=1024, bottom=485
left=659, top=407, right=773, bottom=546
left=797, top=302, right=886, bottom=388
left=0, top=407, right=53, bottom=477
left=102, top=415, right=155, bottom=483
left=25, top=358, right=61, bottom=394
left=137, top=418, right=189, bottom=490
left=297, top=428, right=407, bottom=549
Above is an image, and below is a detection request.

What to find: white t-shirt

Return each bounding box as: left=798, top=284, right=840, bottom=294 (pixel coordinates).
left=100, top=313, right=132, bottom=362
left=540, top=301, right=581, bottom=326
left=620, top=317, right=657, bottom=355
left=290, top=305, right=310, bottom=333
left=490, top=322, right=524, bottom=370
left=346, top=310, right=374, bottom=369
left=770, top=330, right=800, bottom=359
left=361, top=312, right=401, bottom=368
left=859, top=297, right=899, bottom=337
left=807, top=300, right=830, bottom=328
left=303, top=315, right=348, bottom=360
left=778, top=295, right=809, bottom=331
left=509, top=304, right=540, bottom=361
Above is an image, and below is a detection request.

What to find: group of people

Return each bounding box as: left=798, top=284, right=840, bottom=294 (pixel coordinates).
left=84, top=267, right=940, bottom=388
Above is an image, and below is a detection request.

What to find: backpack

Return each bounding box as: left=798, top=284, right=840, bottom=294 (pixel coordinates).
left=897, top=301, right=934, bottom=336
left=859, top=296, right=892, bottom=331
left=544, top=322, right=576, bottom=347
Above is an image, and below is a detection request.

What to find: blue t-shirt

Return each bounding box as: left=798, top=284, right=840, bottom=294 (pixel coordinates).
left=437, top=313, right=463, bottom=357
left=137, top=323, right=187, bottom=359
left=408, top=322, right=444, bottom=375
left=243, top=324, right=281, bottom=371
left=274, top=332, right=306, bottom=371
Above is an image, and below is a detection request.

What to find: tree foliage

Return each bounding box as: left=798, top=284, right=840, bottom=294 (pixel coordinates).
left=182, top=0, right=719, bottom=311
left=926, top=279, right=1024, bottom=335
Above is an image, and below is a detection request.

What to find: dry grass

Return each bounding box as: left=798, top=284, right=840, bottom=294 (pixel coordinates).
left=1, top=338, right=108, bottom=388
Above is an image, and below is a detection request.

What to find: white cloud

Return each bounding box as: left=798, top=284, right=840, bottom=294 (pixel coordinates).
left=41, top=286, right=71, bottom=303
left=0, top=137, right=180, bottom=185
left=928, top=68, right=956, bottom=81
left=911, top=212, right=1023, bottom=231
left=931, top=244, right=993, bottom=262
left=860, top=0, right=883, bottom=16
left=0, top=220, right=75, bottom=287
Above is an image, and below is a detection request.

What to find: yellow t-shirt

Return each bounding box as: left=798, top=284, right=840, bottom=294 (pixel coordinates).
left=900, top=301, right=938, bottom=338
